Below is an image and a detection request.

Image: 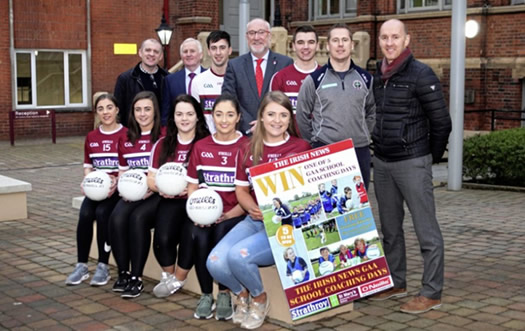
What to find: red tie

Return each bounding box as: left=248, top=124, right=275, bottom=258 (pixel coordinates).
left=255, top=58, right=264, bottom=97
left=188, top=72, right=196, bottom=95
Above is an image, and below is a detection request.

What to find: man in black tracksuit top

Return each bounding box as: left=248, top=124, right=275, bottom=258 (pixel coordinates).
left=369, top=19, right=451, bottom=314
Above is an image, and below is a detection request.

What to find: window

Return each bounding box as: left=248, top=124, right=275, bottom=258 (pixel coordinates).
left=398, top=0, right=452, bottom=14
left=310, top=0, right=357, bottom=20
left=511, top=0, right=525, bottom=4
left=15, top=50, right=88, bottom=109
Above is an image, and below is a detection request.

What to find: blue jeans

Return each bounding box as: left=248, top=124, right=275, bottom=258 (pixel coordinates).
left=206, top=215, right=274, bottom=297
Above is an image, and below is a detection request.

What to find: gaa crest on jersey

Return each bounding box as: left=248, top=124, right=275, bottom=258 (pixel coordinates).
left=353, top=80, right=362, bottom=89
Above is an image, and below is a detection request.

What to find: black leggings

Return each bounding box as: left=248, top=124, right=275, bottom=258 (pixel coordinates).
left=77, top=194, right=120, bottom=264
left=109, top=194, right=160, bottom=277
left=193, top=215, right=244, bottom=294
left=153, top=198, right=194, bottom=270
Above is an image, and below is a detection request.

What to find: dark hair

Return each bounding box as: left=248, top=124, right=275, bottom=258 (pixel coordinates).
left=212, top=93, right=240, bottom=114
left=127, top=91, right=161, bottom=145
left=327, top=23, right=352, bottom=41
left=320, top=247, right=329, bottom=254
left=207, top=30, right=231, bottom=48
left=293, top=25, right=318, bottom=42
left=159, top=94, right=210, bottom=166
left=94, top=93, right=118, bottom=112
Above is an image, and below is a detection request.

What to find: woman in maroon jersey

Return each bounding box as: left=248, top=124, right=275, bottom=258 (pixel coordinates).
left=109, top=91, right=163, bottom=298
left=147, top=94, right=210, bottom=298
left=66, top=94, right=127, bottom=286
left=207, top=91, right=311, bottom=329
left=186, top=94, right=248, bottom=320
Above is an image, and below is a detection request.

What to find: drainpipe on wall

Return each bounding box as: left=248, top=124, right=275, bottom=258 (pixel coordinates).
left=9, top=0, right=16, bottom=110
left=86, top=0, right=92, bottom=107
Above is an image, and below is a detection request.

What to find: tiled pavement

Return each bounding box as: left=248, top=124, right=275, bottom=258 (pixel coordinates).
left=0, top=137, right=524, bottom=330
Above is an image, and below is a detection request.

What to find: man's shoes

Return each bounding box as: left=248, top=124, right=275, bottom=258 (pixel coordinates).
left=400, top=295, right=441, bottom=314
left=215, top=291, right=233, bottom=321
left=112, top=271, right=130, bottom=292
left=368, top=287, right=407, bottom=301
left=194, top=293, right=215, bottom=319
left=232, top=295, right=250, bottom=324
left=121, top=277, right=144, bottom=298
left=241, top=297, right=270, bottom=330
left=153, top=272, right=185, bottom=298
left=65, top=263, right=89, bottom=285
left=90, top=262, right=110, bottom=286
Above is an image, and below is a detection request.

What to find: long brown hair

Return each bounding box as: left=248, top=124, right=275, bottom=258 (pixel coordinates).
left=159, top=94, right=210, bottom=166
left=248, top=91, right=298, bottom=166
left=127, top=91, right=161, bottom=144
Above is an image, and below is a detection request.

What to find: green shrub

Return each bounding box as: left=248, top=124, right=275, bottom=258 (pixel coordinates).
left=463, top=128, right=525, bottom=186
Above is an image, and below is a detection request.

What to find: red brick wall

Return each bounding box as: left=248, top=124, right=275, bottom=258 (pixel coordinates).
left=168, top=0, right=219, bottom=63
left=0, top=1, right=12, bottom=139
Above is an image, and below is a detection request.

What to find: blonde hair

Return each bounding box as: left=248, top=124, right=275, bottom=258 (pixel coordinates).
left=248, top=91, right=298, bottom=166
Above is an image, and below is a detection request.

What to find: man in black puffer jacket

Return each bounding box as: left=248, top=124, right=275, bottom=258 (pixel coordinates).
left=369, top=19, right=451, bottom=314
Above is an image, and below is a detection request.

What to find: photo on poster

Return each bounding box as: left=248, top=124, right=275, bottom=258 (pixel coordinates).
left=319, top=174, right=370, bottom=219
left=302, top=218, right=339, bottom=251
left=261, top=185, right=326, bottom=237
left=307, top=229, right=384, bottom=278
left=269, top=240, right=315, bottom=289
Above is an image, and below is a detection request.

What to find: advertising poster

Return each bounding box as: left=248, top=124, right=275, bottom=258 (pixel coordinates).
left=248, top=139, right=393, bottom=321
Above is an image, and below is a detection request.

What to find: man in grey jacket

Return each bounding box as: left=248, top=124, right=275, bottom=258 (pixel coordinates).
left=296, top=23, right=375, bottom=189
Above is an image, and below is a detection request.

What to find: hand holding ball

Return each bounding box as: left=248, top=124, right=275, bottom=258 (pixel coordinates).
left=82, top=171, right=111, bottom=201
left=118, top=170, right=148, bottom=201
left=156, top=162, right=188, bottom=196
left=186, top=188, right=223, bottom=225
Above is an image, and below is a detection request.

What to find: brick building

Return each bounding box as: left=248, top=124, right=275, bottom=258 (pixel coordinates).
left=2, top=0, right=524, bottom=140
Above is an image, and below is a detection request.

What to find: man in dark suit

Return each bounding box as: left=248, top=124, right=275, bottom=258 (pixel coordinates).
left=222, top=18, right=293, bottom=134
left=161, top=38, right=206, bottom=125
left=114, top=39, right=168, bottom=127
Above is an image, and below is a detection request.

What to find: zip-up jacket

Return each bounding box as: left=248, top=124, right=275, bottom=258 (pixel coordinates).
left=372, top=55, right=451, bottom=163
left=296, top=60, right=376, bottom=148
left=114, top=62, right=168, bottom=126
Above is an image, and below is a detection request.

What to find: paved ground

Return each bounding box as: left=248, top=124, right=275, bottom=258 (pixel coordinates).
left=0, top=137, right=524, bottom=331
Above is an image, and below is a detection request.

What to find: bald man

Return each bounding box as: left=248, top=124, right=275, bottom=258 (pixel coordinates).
left=369, top=19, right=451, bottom=314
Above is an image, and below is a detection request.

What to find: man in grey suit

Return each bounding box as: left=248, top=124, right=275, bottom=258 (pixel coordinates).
left=222, top=18, right=293, bottom=134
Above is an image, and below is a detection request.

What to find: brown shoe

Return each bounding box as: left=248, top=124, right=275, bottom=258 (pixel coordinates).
left=400, top=295, right=441, bottom=314
left=368, top=287, right=407, bottom=301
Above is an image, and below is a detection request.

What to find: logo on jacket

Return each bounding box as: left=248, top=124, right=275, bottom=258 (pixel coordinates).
left=353, top=80, right=362, bottom=89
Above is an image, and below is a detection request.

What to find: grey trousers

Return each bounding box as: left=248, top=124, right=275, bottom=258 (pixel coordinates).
left=373, top=154, right=444, bottom=300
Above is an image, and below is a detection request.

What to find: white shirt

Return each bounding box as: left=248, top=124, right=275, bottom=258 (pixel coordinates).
left=184, top=67, right=203, bottom=93
left=250, top=50, right=269, bottom=77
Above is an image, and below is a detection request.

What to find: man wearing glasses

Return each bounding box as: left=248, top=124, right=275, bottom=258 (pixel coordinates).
left=222, top=18, right=292, bottom=135
left=114, top=39, right=168, bottom=127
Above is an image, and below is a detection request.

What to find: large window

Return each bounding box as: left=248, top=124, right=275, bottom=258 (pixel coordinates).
left=398, top=0, right=452, bottom=14
left=15, top=50, right=87, bottom=109
left=310, top=0, right=357, bottom=20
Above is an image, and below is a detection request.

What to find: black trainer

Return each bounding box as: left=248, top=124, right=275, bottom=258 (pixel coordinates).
left=112, top=271, right=130, bottom=292
left=121, top=277, right=144, bottom=298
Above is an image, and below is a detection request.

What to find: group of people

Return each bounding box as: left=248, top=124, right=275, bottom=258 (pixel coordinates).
left=66, top=15, right=452, bottom=329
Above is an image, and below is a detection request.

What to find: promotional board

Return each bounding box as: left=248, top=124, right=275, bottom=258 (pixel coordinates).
left=249, top=139, right=393, bottom=320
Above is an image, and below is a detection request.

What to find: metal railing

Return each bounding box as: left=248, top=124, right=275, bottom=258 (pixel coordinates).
left=465, top=109, right=525, bottom=131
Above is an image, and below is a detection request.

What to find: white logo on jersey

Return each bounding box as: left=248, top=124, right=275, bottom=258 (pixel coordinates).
left=90, top=142, right=99, bottom=147
left=286, top=80, right=298, bottom=86
left=201, top=152, right=214, bottom=158
left=124, top=142, right=133, bottom=147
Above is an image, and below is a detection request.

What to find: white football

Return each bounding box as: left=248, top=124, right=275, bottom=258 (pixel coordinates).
left=366, top=244, right=381, bottom=259
left=318, top=261, right=334, bottom=276
left=82, top=171, right=111, bottom=201
left=186, top=188, right=223, bottom=225
left=156, top=162, right=187, bottom=196
left=118, top=169, right=148, bottom=201
left=292, top=270, right=304, bottom=283
left=272, top=215, right=281, bottom=224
